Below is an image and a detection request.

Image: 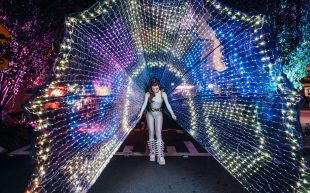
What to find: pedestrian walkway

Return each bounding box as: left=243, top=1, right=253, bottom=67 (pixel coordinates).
left=116, top=114, right=210, bottom=158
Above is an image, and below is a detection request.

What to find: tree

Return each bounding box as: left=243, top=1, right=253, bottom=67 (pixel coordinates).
left=0, top=1, right=56, bottom=123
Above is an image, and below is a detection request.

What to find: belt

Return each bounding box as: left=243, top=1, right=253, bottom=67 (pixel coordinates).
left=149, top=108, right=162, bottom=112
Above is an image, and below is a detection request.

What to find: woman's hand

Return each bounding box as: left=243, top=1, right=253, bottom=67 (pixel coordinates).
left=172, top=114, right=177, bottom=120
left=138, top=112, right=143, bottom=119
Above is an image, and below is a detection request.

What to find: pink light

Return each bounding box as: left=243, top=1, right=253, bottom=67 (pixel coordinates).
left=78, top=127, right=101, bottom=133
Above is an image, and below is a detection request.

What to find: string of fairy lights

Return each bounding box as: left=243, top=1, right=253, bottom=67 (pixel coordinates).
left=25, top=0, right=309, bottom=192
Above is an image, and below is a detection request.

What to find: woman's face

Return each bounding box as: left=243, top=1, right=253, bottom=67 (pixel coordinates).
left=152, top=85, right=160, bottom=93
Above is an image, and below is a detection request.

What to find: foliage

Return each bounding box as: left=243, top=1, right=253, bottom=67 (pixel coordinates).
left=0, top=1, right=56, bottom=118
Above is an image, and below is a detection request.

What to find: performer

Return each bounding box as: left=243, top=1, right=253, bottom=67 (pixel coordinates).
left=138, top=78, right=177, bottom=165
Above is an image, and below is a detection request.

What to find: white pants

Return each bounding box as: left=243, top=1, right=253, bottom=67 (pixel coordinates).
left=146, top=111, right=163, bottom=141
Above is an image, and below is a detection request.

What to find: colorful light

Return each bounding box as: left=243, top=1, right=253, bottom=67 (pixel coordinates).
left=25, top=0, right=309, bottom=193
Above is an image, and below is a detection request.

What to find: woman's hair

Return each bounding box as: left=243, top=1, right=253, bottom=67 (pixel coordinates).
left=148, top=77, right=160, bottom=103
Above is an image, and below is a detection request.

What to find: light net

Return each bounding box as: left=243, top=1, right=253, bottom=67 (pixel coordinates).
left=25, top=0, right=309, bottom=192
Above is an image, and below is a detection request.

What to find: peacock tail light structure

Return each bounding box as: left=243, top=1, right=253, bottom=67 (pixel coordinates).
left=24, top=0, right=310, bottom=192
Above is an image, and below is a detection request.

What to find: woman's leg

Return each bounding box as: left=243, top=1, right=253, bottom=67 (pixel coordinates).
left=154, top=112, right=165, bottom=165
left=146, top=112, right=156, bottom=161
left=146, top=111, right=155, bottom=140
left=154, top=112, right=163, bottom=140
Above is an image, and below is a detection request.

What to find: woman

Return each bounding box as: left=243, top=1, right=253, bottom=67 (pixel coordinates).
left=138, top=78, right=177, bottom=165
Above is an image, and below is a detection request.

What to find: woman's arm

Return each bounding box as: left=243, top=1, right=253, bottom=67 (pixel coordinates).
left=139, top=92, right=150, bottom=114
left=163, top=91, right=174, bottom=116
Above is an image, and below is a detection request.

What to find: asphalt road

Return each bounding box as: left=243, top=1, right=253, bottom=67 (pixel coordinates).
left=88, top=156, right=248, bottom=193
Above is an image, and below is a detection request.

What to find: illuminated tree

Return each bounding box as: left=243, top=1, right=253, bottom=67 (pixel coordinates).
left=0, top=1, right=56, bottom=123
left=0, top=0, right=98, bottom=124
left=266, top=0, right=309, bottom=90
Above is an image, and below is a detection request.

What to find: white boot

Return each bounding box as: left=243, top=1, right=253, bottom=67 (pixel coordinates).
left=147, top=140, right=156, bottom=162
left=156, top=139, right=165, bottom=165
